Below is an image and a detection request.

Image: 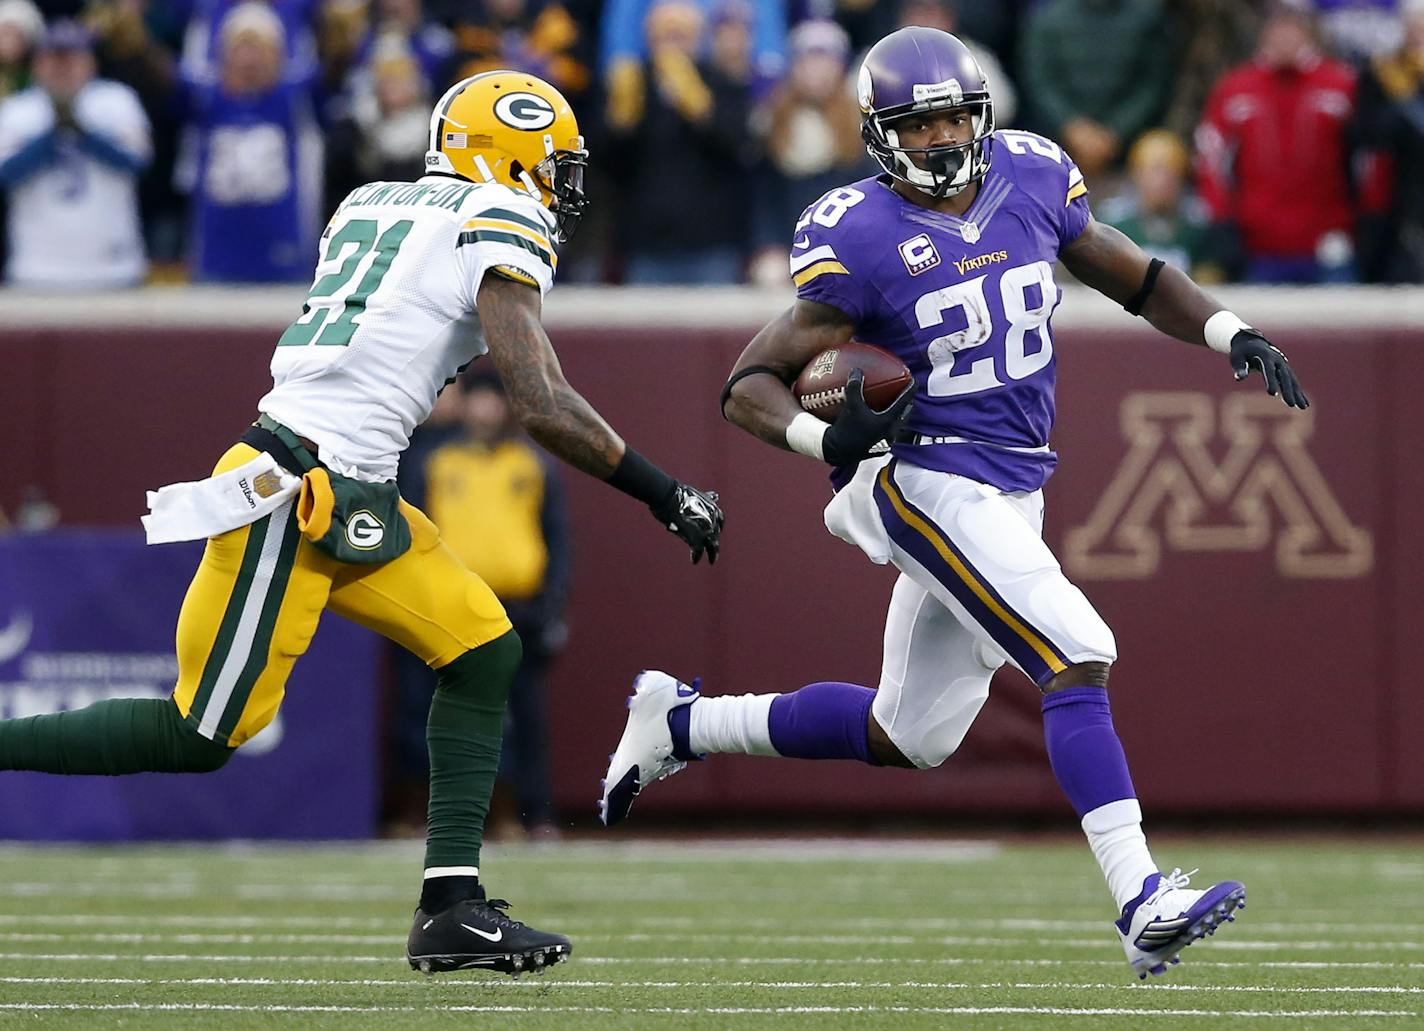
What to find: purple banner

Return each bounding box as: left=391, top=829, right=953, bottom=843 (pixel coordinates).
left=0, top=531, right=381, bottom=840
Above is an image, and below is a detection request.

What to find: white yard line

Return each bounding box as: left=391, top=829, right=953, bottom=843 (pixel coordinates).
left=1, top=976, right=1422, bottom=994
left=0, top=933, right=398, bottom=945
left=0, top=952, right=395, bottom=964
left=0, top=839, right=1001, bottom=863
left=3, top=930, right=1420, bottom=952
left=552, top=915, right=1424, bottom=937
left=3, top=951, right=1424, bottom=974
left=0, top=915, right=391, bottom=929
left=0, top=1003, right=1413, bottom=1018
left=0, top=913, right=1418, bottom=942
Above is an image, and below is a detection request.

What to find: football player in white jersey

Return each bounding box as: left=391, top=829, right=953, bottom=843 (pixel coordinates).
left=0, top=70, right=724, bottom=976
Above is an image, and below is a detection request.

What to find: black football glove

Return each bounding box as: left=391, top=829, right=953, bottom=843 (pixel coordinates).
left=821, top=369, right=917, bottom=466
left=1229, top=329, right=1310, bottom=409
left=650, top=482, right=724, bottom=565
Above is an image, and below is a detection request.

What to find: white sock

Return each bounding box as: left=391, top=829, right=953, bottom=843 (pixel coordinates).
left=687, top=694, right=781, bottom=756
left=1081, top=798, right=1158, bottom=910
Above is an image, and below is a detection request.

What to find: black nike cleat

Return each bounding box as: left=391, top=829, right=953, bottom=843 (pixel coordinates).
left=406, top=891, right=572, bottom=976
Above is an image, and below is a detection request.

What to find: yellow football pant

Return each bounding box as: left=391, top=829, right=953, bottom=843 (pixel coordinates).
left=171, top=443, right=512, bottom=747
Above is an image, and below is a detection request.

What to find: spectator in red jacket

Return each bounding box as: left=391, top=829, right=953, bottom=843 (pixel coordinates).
left=1195, top=0, right=1358, bottom=283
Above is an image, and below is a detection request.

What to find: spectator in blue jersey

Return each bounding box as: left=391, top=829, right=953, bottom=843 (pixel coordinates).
left=179, top=2, right=323, bottom=282
left=0, top=20, right=150, bottom=287
left=177, top=0, right=319, bottom=85
left=603, top=0, right=786, bottom=103
left=608, top=0, right=755, bottom=283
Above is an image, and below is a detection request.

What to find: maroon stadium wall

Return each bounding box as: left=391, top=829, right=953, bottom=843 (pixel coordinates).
left=1, top=287, right=1419, bottom=819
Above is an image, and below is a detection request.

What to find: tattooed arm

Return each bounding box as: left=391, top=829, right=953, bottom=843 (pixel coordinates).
left=479, top=269, right=624, bottom=477
left=477, top=269, right=726, bottom=563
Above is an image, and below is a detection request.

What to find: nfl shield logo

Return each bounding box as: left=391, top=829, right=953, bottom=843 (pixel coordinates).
left=961, top=222, right=981, bottom=244
left=898, top=234, right=941, bottom=276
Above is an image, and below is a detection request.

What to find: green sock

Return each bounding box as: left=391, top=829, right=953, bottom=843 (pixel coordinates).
left=0, top=697, right=233, bottom=775
left=423, top=630, right=521, bottom=878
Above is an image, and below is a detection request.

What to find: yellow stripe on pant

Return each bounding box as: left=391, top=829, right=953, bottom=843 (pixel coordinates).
left=172, top=443, right=512, bottom=747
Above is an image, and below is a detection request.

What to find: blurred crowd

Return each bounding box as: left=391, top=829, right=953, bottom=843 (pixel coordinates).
left=1, top=0, right=1423, bottom=288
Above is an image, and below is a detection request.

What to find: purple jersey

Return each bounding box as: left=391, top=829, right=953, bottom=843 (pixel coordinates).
left=793, top=130, right=1091, bottom=492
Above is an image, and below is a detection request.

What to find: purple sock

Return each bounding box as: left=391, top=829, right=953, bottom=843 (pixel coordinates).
left=767, top=682, right=878, bottom=765
left=1041, top=687, right=1137, bottom=817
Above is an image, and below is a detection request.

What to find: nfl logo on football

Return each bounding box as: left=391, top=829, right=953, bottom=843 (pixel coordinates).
left=899, top=234, right=941, bottom=276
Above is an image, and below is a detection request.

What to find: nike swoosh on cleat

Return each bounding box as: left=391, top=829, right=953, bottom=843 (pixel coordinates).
left=459, top=924, right=503, bottom=942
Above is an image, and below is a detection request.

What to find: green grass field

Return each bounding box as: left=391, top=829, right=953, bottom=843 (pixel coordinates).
left=0, top=836, right=1418, bottom=1029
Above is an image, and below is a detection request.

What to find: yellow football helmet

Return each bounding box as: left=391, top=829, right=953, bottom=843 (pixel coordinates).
left=425, top=70, right=589, bottom=242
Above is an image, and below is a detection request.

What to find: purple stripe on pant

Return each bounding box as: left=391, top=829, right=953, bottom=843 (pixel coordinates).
left=873, top=463, right=1070, bottom=686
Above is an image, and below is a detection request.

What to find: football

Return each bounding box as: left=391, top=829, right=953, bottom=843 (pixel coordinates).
left=792, top=342, right=913, bottom=422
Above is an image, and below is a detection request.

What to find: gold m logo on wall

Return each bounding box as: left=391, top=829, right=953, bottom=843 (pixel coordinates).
left=1063, top=392, right=1372, bottom=579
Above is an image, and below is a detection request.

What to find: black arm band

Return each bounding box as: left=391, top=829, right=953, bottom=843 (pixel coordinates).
left=1123, top=258, right=1165, bottom=317
left=719, top=364, right=790, bottom=420
left=606, top=446, right=677, bottom=508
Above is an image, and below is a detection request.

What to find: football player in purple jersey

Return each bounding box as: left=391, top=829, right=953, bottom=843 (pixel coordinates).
left=599, top=27, right=1308, bottom=978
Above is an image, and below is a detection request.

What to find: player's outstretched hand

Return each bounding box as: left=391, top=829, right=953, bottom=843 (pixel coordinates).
left=823, top=369, right=917, bottom=466
left=1229, top=329, right=1310, bottom=409
left=651, top=483, right=724, bottom=565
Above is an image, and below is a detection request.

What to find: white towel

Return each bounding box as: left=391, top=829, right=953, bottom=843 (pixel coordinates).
left=142, top=452, right=301, bottom=544
left=823, top=454, right=893, bottom=565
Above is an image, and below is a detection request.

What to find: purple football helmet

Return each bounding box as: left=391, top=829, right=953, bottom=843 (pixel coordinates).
left=857, top=27, right=995, bottom=198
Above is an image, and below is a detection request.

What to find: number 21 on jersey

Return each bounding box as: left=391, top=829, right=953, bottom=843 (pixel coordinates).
left=278, top=218, right=413, bottom=347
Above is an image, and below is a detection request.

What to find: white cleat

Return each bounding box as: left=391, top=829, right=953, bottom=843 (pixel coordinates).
left=1116, top=868, right=1246, bottom=979
left=597, top=671, right=700, bottom=827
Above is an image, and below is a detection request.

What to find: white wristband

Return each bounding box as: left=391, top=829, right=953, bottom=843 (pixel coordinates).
left=786, top=411, right=829, bottom=461
left=1204, top=310, right=1251, bottom=355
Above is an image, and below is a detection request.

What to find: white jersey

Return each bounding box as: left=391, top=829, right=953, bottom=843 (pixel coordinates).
left=258, top=176, right=559, bottom=481
left=0, top=81, right=150, bottom=288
